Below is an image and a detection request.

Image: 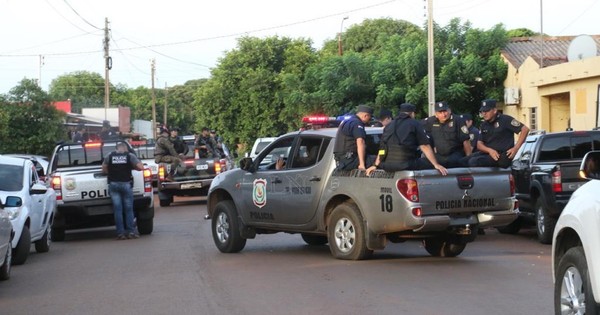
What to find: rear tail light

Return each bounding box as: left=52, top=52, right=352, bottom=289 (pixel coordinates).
left=509, top=174, right=515, bottom=196
left=412, top=207, right=422, bottom=217
left=143, top=168, right=152, bottom=193
left=215, top=159, right=227, bottom=174
left=184, top=159, right=195, bottom=165
left=514, top=200, right=519, bottom=211
left=158, top=165, right=166, bottom=181
left=552, top=169, right=562, bottom=192
left=51, top=175, right=62, bottom=201
left=397, top=179, right=419, bottom=202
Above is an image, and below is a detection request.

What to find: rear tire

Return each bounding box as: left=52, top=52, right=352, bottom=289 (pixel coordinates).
left=535, top=199, right=556, bottom=244
left=34, top=225, right=51, bottom=253
left=137, top=219, right=153, bottom=235
left=555, top=246, right=598, bottom=314
left=13, top=226, right=31, bottom=265
left=496, top=217, right=522, bottom=234
left=423, top=237, right=467, bottom=257
left=0, top=245, right=11, bottom=281
left=301, top=234, right=328, bottom=246
left=212, top=200, right=246, bottom=253
left=327, top=202, right=372, bottom=260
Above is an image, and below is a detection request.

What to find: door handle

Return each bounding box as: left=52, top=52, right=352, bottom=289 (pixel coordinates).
left=272, top=178, right=282, bottom=184
left=309, top=176, right=321, bottom=182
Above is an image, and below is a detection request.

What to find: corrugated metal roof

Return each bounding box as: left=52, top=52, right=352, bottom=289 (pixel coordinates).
left=501, top=35, right=600, bottom=69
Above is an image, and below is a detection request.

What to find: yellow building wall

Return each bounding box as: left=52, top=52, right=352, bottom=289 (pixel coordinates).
left=502, top=55, right=600, bottom=132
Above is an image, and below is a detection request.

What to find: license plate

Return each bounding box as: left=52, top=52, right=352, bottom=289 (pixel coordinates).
left=181, top=183, right=202, bottom=189
left=150, top=165, right=158, bottom=172
left=196, top=164, right=209, bottom=170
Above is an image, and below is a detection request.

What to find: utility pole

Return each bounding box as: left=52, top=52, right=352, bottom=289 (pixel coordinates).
left=151, top=59, right=157, bottom=140
left=163, top=83, right=168, bottom=128
left=103, top=17, right=111, bottom=120
left=427, top=0, right=435, bottom=116
left=338, top=16, right=349, bottom=56
left=38, top=55, right=44, bottom=87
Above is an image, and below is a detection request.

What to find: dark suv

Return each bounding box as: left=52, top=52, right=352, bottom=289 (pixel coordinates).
left=507, top=130, right=600, bottom=243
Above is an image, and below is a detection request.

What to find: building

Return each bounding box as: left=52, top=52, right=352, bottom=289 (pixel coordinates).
left=501, top=35, right=600, bottom=132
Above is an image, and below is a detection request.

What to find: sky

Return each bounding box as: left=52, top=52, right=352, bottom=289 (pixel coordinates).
left=1, top=0, right=599, bottom=95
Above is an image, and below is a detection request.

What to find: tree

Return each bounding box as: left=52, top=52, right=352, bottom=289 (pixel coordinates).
left=0, top=79, right=66, bottom=156
left=48, top=71, right=107, bottom=113
left=507, top=28, right=537, bottom=38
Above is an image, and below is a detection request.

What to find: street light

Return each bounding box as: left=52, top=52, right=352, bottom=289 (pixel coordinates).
left=338, top=16, right=349, bottom=56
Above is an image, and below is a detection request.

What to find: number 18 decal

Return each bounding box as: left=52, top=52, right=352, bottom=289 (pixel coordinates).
left=379, top=194, right=393, bottom=212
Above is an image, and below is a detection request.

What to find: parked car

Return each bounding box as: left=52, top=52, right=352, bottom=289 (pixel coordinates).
left=0, top=155, right=56, bottom=265
left=553, top=150, right=600, bottom=314
left=0, top=199, right=14, bottom=280
left=5, top=154, right=49, bottom=182
left=509, top=130, right=600, bottom=243
left=249, top=137, right=277, bottom=160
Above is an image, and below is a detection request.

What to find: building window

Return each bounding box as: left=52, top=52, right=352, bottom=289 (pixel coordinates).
left=530, top=108, right=537, bottom=131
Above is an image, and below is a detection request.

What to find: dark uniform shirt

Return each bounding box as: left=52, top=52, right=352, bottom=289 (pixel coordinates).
left=154, top=135, right=179, bottom=157
left=103, top=151, right=140, bottom=183
left=380, top=113, right=430, bottom=161
left=170, top=136, right=189, bottom=155
left=479, top=113, right=523, bottom=152
left=468, top=125, right=479, bottom=152
left=422, top=114, right=470, bottom=156
left=333, top=115, right=367, bottom=156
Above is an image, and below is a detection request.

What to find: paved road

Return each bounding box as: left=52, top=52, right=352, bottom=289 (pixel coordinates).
left=0, top=196, right=553, bottom=314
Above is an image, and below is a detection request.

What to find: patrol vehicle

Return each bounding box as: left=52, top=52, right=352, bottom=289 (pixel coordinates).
left=206, top=127, right=518, bottom=260
left=48, top=141, right=154, bottom=240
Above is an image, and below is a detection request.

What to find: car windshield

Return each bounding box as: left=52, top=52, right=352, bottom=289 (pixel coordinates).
left=0, top=164, right=23, bottom=191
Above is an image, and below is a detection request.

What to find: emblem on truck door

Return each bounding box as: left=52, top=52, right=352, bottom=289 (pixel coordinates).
left=253, top=178, right=267, bottom=208
left=65, top=178, right=76, bottom=190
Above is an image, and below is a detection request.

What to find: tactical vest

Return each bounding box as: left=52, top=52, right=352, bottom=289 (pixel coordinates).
left=380, top=118, right=417, bottom=162
left=333, top=120, right=358, bottom=156
left=430, top=117, right=462, bottom=156
left=107, top=152, right=133, bottom=182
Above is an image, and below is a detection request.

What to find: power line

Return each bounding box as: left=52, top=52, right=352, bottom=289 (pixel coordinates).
left=62, top=0, right=102, bottom=30
left=0, top=31, right=102, bottom=55
left=556, top=0, right=599, bottom=35
left=44, top=0, right=97, bottom=34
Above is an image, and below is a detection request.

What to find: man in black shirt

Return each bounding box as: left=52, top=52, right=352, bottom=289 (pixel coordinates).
left=333, top=105, right=374, bottom=171
left=422, top=101, right=471, bottom=167
left=102, top=142, right=144, bottom=240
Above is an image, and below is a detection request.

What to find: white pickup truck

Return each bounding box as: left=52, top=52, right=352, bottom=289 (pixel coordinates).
left=207, top=128, right=518, bottom=260
left=48, top=141, right=154, bottom=240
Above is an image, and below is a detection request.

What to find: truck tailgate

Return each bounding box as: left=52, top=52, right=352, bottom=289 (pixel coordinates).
left=58, top=167, right=145, bottom=203
left=413, top=168, right=514, bottom=216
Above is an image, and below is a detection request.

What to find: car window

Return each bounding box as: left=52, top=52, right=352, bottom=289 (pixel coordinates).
left=538, top=137, right=571, bottom=161
left=134, top=146, right=155, bottom=159
left=56, top=143, right=119, bottom=167
left=571, top=136, right=592, bottom=159
left=256, top=137, right=294, bottom=171
left=289, top=137, right=330, bottom=169
left=0, top=164, right=23, bottom=191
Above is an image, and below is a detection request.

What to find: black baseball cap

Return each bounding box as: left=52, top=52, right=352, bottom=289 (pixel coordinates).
left=356, top=104, right=374, bottom=115
left=480, top=99, right=497, bottom=112
left=435, top=101, right=449, bottom=112
left=379, top=109, right=393, bottom=120
left=399, top=103, right=416, bottom=113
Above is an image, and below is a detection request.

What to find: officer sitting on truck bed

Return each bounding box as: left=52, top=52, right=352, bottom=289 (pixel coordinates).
left=366, top=103, right=447, bottom=176
left=333, top=104, right=374, bottom=171
left=154, top=127, right=183, bottom=181
left=422, top=101, right=472, bottom=167
left=467, top=99, right=530, bottom=168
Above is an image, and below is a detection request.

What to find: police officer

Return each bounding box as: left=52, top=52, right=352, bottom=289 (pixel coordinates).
left=102, top=141, right=144, bottom=240
left=377, top=109, right=393, bottom=127
left=154, top=127, right=183, bottom=180
left=366, top=103, right=447, bottom=176
left=169, top=127, right=189, bottom=156
left=195, top=127, right=217, bottom=158
left=468, top=99, right=530, bottom=168
left=99, top=120, right=116, bottom=141
left=422, top=101, right=472, bottom=167
left=333, top=104, right=374, bottom=171
left=460, top=113, right=479, bottom=153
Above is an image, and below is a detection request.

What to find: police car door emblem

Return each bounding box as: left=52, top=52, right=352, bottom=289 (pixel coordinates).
left=65, top=178, right=76, bottom=190
left=253, top=178, right=267, bottom=208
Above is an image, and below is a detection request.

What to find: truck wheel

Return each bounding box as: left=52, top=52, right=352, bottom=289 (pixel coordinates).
left=34, top=225, right=51, bottom=253
left=328, top=202, right=372, bottom=260
left=301, top=234, right=328, bottom=246
left=159, top=199, right=171, bottom=207
left=51, top=228, right=65, bottom=242
left=158, top=191, right=173, bottom=207
left=0, top=245, right=11, bottom=281
left=555, top=246, right=598, bottom=314
left=137, top=219, right=154, bottom=235
left=212, top=200, right=246, bottom=253
left=423, top=237, right=467, bottom=257
left=13, top=226, right=31, bottom=265
left=535, top=199, right=556, bottom=244
left=496, top=217, right=522, bottom=234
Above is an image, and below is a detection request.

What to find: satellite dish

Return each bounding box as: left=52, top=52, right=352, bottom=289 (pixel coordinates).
left=567, top=35, right=598, bottom=62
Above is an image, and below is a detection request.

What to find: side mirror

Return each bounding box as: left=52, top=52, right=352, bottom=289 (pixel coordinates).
left=239, top=157, right=254, bottom=172
left=580, top=151, right=600, bottom=180
left=30, top=183, right=48, bottom=195
left=4, top=196, right=23, bottom=207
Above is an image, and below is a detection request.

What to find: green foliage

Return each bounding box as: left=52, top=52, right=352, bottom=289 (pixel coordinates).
left=0, top=79, right=66, bottom=156
left=507, top=28, right=537, bottom=38
left=48, top=71, right=106, bottom=113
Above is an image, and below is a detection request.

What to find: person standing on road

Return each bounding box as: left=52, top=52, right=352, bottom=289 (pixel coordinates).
left=468, top=99, right=530, bottom=168
left=333, top=104, right=374, bottom=171
left=102, top=141, right=144, bottom=240
left=155, top=127, right=183, bottom=180
left=366, top=103, right=447, bottom=176
left=422, top=101, right=472, bottom=167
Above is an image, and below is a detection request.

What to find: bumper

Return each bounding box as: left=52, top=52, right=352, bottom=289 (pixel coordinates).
left=411, top=208, right=519, bottom=233
left=159, top=179, right=213, bottom=191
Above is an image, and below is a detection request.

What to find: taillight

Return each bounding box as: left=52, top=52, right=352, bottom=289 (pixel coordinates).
left=397, top=179, right=419, bottom=202
left=509, top=174, right=515, bottom=196
left=158, top=165, right=166, bottom=181
left=514, top=200, right=519, bottom=211
left=51, top=175, right=62, bottom=201
left=215, top=159, right=227, bottom=174
left=412, top=207, right=422, bottom=217
left=552, top=169, right=562, bottom=192
left=143, top=168, right=152, bottom=193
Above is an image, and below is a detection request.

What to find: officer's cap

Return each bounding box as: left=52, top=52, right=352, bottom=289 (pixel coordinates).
left=379, top=109, right=393, bottom=120
left=435, top=101, right=449, bottom=112
left=210, top=129, right=216, bottom=134
left=399, top=103, right=416, bottom=113
left=159, top=127, right=169, bottom=134
left=480, top=99, right=497, bottom=112
left=102, top=120, right=111, bottom=128
left=461, top=113, right=473, bottom=121
left=356, top=104, right=374, bottom=115
left=116, top=141, right=128, bottom=148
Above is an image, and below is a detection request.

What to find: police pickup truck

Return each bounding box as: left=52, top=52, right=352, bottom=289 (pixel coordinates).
left=206, top=127, right=518, bottom=260
left=48, top=141, right=154, bottom=240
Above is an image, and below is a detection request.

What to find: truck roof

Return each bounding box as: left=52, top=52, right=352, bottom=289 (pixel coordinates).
left=284, top=126, right=384, bottom=138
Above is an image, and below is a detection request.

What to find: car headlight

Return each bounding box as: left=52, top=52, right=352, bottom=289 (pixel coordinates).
left=7, top=207, right=22, bottom=221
